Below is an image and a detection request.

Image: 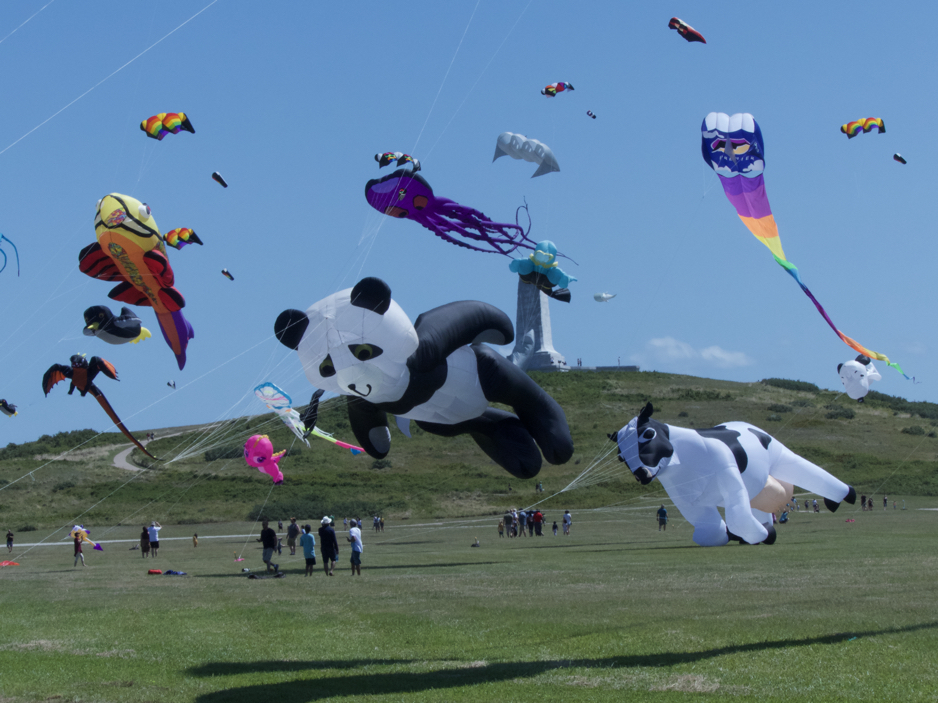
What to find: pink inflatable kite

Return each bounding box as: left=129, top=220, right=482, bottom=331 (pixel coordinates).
left=243, top=434, right=285, bottom=484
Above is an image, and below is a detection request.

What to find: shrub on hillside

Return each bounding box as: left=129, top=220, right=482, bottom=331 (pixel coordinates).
left=901, top=426, right=925, bottom=436
left=865, top=390, right=938, bottom=420
left=204, top=445, right=245, bottom=461
left=0, top=429, right=108, bottom=461
left=767, top=404, right=792, bottom=413
left=825, top=405, right=855, bottom=420
left=761, top=378, right=820, bottom=393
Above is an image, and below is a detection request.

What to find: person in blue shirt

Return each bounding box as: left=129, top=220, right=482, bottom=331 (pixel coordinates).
left=656, top=505, right=669, bottom=532
left=299, top=524, right=316, bottom=576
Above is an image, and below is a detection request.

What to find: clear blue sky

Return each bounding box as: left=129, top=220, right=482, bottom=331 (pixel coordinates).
left=1, top=1, right=935, bottom=447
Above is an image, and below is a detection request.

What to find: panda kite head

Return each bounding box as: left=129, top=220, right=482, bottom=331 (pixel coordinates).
left=609, top=402, right=676, bottom=485
left=274, top=277, right=418, bottom=404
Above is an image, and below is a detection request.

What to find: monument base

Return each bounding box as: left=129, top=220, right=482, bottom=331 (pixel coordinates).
left=507, top=279, right=569, bottom=372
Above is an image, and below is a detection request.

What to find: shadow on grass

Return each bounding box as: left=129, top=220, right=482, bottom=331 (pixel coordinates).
left=190, top=621, right=938, bottom=702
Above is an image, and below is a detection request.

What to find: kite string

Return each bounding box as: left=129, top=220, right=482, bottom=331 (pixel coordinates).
left=0, top=0, right=56, bottom=45
left=238, top=482, right=275, bottom=561
left=0, top=0, right=219, bottom=158
left=421, top=0, right=533, bottom=162
left=409, top=0, right=480, bottom=156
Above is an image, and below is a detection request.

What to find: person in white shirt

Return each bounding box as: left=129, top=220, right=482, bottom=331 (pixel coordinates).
left=148, top=521, right=162, bottom=557
left=562, top=511, right=572, bottom=535
left=347, top=519, right=363, bottom=576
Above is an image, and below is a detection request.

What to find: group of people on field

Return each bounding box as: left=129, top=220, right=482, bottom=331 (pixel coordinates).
left=499, top=509, right=572, bottom=537
left=257, top=515, right=363, bottom=577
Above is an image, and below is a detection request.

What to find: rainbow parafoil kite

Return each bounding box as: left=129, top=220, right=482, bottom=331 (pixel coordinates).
left=840, top=117, right=885, bottom=139
left=164, top=228, right=202, bottom=250
left=702, top=112, right=907, bottom=377
left=541, top=82, right=573, bottom=97
left=140, top=113, right=195, bottom=141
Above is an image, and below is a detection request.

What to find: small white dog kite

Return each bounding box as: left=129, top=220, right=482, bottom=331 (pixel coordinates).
left=838, top=354, right=881, bottom=402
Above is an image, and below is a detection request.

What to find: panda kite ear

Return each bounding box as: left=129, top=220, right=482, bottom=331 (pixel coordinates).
left=638, top=402, right=654, bottom=422
left=837, top=363, right=844, bottom=373
left=350, top=277, right=392, bottom=315
left=274, top=309, right=309, bottom=350
left=855, top=354, right=871, bottom=365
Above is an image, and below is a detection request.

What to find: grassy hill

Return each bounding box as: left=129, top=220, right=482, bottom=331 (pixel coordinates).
left=2, top=370, right=937, bottom=530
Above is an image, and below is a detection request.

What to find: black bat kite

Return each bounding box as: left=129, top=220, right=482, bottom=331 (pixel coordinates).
left=42, top=354, right=157, bottom=460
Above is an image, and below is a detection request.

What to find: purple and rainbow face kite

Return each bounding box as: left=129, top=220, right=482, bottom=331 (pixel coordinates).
left=701, top=112, right=764, bottom=178
left=364, top=169, right=536, bottom=256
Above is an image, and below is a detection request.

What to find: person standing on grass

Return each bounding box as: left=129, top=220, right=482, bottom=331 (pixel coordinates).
left=657, top=505, right=668, bottom=531
left=287, top=517, right=300, bottom=556
left=518, top=510, right=528, bottom=537
left=552, top=521, right=558, bottom=536
left=148, top=521, right=162, bottom=558
left=319, top=516, right=338, bottom=576
left=813, top=499, right=819, bottom=513
left=868, top=497, right=873, bottom=511
left=300, top=524, right=316, bottom=576
left=259, top=520, right=279, bottom=573
left=498, top=519, right=504, bottom=538
left=347, top=519, right=363, bottom=576
left=6, top=529, right=12, bottom=553
left=534, top=510, right=544, bottom=536
left=73, top=531, right=85, bottom=567
left=278, top=519, right=283, bottom=532
left=380, top=516, right=385, bottom=532
left=884, top=495, right=888, bottom=511
left=193, top=533, right=198, bottom=548
left=562, top=510, right=572, bottom=535
left=140, top=526, right=150, bottom=558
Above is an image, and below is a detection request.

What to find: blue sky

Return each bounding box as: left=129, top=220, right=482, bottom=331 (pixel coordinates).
left=1, top=1, right=935, bottom=446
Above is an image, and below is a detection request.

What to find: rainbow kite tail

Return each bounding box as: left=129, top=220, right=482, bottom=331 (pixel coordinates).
left=772, top=255, right=909, bottom=379
left=334, top=440, right=365, bottom=455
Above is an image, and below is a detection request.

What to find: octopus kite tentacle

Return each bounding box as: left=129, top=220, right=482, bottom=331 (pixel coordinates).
left=364, top=169, right=537, bottom=257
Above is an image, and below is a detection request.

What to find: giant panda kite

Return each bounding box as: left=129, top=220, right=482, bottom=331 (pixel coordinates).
left=274, top=277, right=573, bottom=478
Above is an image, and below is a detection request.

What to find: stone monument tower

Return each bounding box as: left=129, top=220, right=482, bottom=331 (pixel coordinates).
left=508, top=279, right=568, bottom=371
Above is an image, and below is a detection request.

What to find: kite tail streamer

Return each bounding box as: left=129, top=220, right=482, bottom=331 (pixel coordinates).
left=90, top=388, right=158, bottom=460
left=773, top=255, right=909, bottom=378
left=0, top=234, right=19, bottom=276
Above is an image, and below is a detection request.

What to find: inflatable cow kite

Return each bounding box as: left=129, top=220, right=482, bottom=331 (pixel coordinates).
left=610, top=403, right=856, bottom=547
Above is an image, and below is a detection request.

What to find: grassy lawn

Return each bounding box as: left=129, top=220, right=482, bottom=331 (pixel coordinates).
left=2, top=499, right=937, bottom=702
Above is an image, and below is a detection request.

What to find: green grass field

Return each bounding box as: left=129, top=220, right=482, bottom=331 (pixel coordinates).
left=2, top=500, right=937, bottom=702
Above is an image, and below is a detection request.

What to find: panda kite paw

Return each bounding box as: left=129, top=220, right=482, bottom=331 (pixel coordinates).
left=368, top=427, right=391, bottom=455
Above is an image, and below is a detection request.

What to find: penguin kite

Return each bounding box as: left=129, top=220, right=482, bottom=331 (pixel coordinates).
left=83, top=306, right=152, bottom=345
left=0, top=399, right=17, bottom=417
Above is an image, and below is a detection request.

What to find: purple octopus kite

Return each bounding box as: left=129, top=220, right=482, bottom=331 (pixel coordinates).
left=364, top=169, right=535, bottom=256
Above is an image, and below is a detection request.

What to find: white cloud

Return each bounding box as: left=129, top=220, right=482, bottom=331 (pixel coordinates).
left=632, top=337, right=754, bottom=370
left=647, top=337, right=697, bottom=361
left=699, top=345, right=755, bottom=368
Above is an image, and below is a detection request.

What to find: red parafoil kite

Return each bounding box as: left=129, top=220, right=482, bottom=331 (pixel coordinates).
left=669, top=17, right=706, bottom=43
